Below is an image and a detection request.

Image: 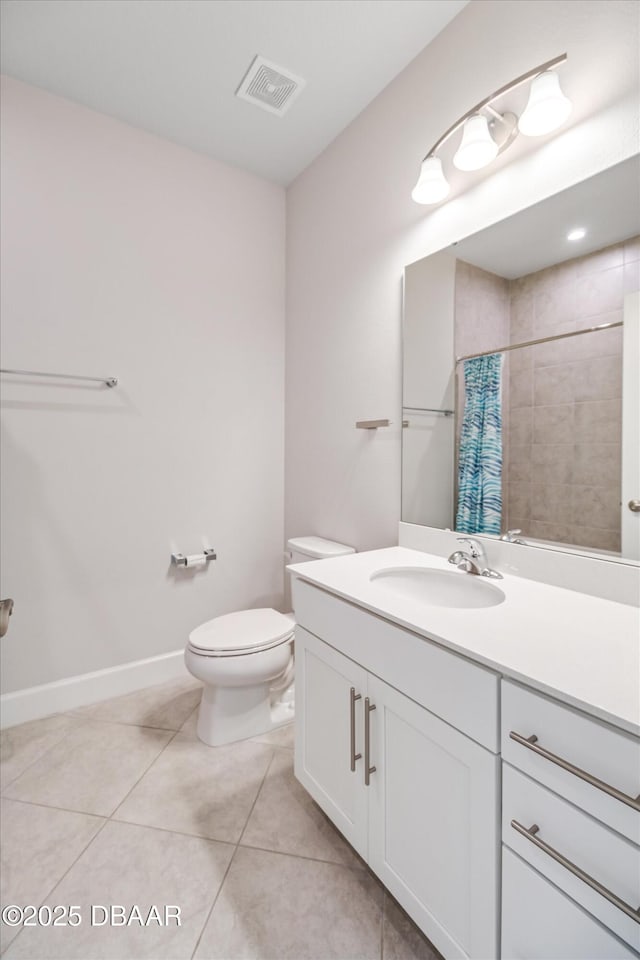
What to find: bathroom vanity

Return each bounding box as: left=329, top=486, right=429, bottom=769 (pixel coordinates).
left=290, top=547, right=640, bottom=960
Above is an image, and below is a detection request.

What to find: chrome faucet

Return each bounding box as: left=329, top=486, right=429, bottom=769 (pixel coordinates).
left=448, top=537, right=503, bottom=579
left=500, top=528, right=526, bottom=545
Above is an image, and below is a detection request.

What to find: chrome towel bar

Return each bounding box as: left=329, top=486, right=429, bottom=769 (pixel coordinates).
left=1, top=368, right=118, bottom=388
left=403, top=406, right=454, bottom=416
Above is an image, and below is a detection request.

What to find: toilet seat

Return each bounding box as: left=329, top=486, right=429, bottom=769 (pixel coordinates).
left=188, top=608, right=294, bottom=658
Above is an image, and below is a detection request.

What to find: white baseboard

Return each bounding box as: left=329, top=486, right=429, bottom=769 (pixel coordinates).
left=0, top=649, right=188, bottom=729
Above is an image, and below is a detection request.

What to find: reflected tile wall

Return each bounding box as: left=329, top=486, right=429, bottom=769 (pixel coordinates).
left=504, top=236, right=640, bottom=553
left=454, top=237, right=638, bottom=553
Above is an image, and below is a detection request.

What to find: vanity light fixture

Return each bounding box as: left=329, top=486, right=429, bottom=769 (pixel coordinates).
left=453, top=113, right=500, bottom=171
left=567, top=227, right=587, bottom=241
left=412, top=54, right=571, bottom=205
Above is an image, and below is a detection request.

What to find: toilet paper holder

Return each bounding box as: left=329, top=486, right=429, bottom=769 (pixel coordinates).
left=171, top=547, right=217, bottom=568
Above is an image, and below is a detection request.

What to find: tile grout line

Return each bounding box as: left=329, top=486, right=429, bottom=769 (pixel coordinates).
left=0, top=795, right=107, bottom=820
left=1, top=725, right=187, bottom=954
left=1, top=715, right=399, bottom=959
left=108, top=727, right=182, bottom=821
left=189, top=748, right=278, bottom=960
left=0, top=814, right=112, bottom=957
left=4, top=794, right=261, bottom=855
left=236, top=746, right=278, bottom=848
left=2, top=708, right=305, bottom=958
left=188, top=841, right=238, bottom=960
left=0, top=704, right=199, bottom=797
left=237, top=839, right=369, bottom=874
left=0, top=717, right=87, bottom=793
left=63, top=692, right=203, bottom=733
left=65, top=715, right=193, bottom=733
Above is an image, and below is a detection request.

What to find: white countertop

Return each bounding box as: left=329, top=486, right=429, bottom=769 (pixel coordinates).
left=289, top=546, right=640, bottom=737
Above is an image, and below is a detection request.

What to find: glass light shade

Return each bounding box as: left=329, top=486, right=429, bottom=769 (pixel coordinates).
left=411, top=156, right=450, bottom=204
left=453, top=114, right=499, bottom=171
left=518, top=70, right=572, bottom=136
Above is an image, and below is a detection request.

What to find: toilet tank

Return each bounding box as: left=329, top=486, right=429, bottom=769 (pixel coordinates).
left=286, top=536, right=355, bottom=566
left=284, top=537, right=355, bottom=614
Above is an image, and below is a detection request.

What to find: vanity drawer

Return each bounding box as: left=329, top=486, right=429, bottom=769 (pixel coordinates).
left=502, top=847, right=638, bottom=960
left=503, top=763, right=640, bottom=950
left=293, top=579, right=499, bottom=751
left=501, top=680, right=640, bottom=842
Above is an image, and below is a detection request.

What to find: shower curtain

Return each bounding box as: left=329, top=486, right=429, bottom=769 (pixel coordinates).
left=455, top=353, right=503, bottom=535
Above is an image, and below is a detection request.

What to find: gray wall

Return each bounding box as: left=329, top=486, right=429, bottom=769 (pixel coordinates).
left=0, top=78, right=286, bottom=694
left=285, top=0, right=639, bottom=553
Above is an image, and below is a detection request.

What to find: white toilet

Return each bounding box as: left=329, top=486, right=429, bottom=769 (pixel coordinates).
left=185, top=536, right=355, bottom=746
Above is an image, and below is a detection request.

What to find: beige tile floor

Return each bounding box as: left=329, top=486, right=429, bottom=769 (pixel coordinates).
left=1, top=677, right=441, bottom=960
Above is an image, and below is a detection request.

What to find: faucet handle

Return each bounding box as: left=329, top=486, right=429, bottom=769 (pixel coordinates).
left=447, top=550, right=466, bottom=565
left=500, top=529, right=526, bottom=544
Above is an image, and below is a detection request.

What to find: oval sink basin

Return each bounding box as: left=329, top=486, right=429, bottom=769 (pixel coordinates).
left=370, top=566, right=505, bottom=609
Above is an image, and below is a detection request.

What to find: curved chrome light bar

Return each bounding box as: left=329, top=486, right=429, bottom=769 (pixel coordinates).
left=412, top=53, right=570, bottom=205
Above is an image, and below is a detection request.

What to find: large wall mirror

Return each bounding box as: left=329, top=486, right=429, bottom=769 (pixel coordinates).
left=402, top=155, right=640, bottom=562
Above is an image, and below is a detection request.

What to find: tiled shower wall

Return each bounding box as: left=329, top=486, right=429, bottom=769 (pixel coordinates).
left=455, top=236, right=640, bottom=553
left=506, top=236, right=639, bottom=552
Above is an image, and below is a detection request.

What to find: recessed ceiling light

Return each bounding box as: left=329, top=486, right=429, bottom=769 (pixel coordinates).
left=567, top=227, right=586, bottom=241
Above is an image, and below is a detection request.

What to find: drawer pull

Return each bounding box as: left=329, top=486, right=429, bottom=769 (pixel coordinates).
left=349, top=687, right=362, bottom=772
left=364, top=698, right=376, bottom=786
left=511, top=820, right=640, bottom=924
left=509, top=731, right=640, bottom=812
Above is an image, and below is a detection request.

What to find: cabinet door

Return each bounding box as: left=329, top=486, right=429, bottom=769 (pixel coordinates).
left=367, top=676, right=500, bottom=960
left=294, top=627, right=369, bottom=858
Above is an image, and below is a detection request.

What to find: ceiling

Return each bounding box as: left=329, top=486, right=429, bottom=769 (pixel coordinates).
left=0, top=0, right=467, bottom=185
left=450, top=155, right=640, bottom=279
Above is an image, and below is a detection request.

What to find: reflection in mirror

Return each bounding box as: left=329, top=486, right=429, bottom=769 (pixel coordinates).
left=402, top=156, right=640, bottom=561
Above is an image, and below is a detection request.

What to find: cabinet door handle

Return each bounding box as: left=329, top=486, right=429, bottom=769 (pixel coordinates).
left=509, top=731, right=640, bottom=812
left=350, top=687, right=362, bottom=772
left=364, top=697, right=376, bottom=786
left=511, top=820, right=640, bottom=923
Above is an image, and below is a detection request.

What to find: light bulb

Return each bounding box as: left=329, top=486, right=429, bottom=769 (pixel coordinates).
left=411, top=156, right=450, bottom=205
left=518, top=70, right=572, bottom=137
left=453, top=114, right=499, bottom=171
left=567, top=227, right=586, bottom=241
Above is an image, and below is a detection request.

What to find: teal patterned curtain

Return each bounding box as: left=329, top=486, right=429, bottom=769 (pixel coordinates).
left=456, top=354, right=503, bottom=535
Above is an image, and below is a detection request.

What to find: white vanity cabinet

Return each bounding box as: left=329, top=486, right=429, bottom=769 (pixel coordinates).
left=501, top=680, right=640, bottom=959
left=289, top=546, right=640, bottom=960
left=293, top=580, right=500, bottom=960
left=293, top=626, right=369, bottom=857
left=366, top=674, right=499, bottom=960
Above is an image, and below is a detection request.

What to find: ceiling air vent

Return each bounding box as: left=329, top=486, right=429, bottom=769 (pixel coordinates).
left=235, top=56, right=305, bottom=116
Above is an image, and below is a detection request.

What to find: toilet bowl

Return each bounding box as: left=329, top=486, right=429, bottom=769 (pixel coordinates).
left=185, top=536, right=354, bottom=747
left=186, top=608, right=295, bottom=747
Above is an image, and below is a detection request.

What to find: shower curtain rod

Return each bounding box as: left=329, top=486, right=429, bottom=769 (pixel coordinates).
left=455, top=319, right=623, bottom=364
